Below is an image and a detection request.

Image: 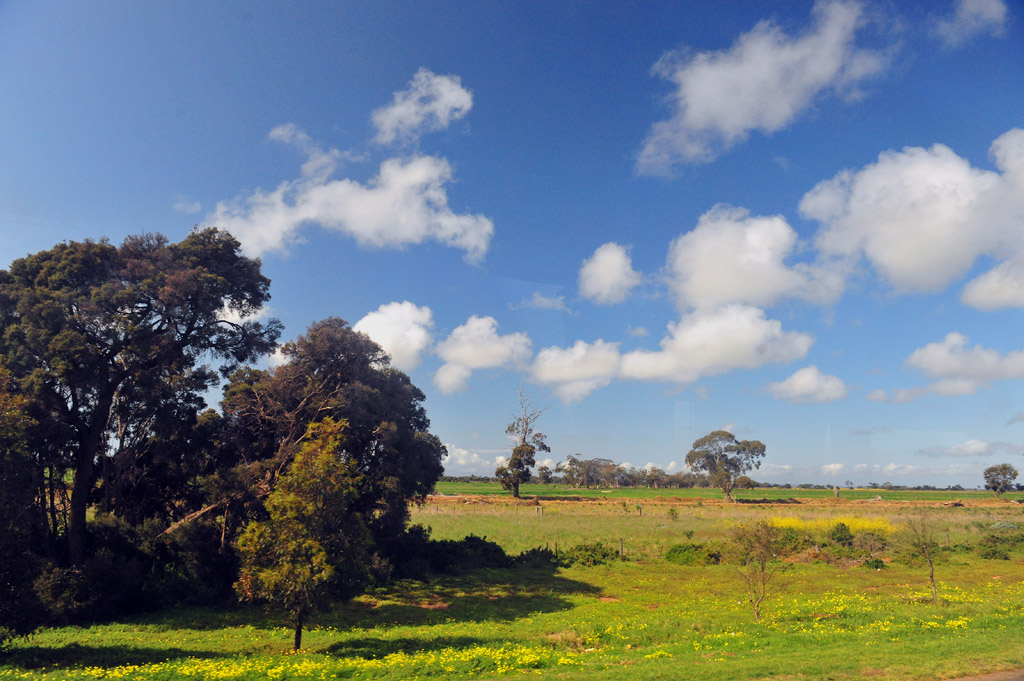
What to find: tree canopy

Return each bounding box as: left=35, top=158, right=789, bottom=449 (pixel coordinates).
left=0, top=228, right=281, bottom=563
left=685, top=430, right=766, bottom=502
left=983, top=463, right=1018, bottom=498
left=235, top=417, right=370, bottom=651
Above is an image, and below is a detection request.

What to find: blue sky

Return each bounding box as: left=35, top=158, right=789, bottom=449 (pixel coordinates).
left=2, top=0, right=1022, bottom=486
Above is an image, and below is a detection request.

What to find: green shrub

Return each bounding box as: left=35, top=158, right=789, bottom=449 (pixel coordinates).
left=828, top=521, right=854, bottom=546
left=557, top=542, right=619, bottom=567
left=665, top=542, right=720, bottom=565
left=862, top=557, right=885, bottom=569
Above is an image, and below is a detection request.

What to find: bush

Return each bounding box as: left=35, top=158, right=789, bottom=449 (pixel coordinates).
left=828, top=522, right=854, bottom=546
left=665, top=542, right=720, bottom=566
left=853, top=532, right=887, bottom=555
left=557, top=542, right=619, bottom=567
left=862, top=557, right=885, bottom=569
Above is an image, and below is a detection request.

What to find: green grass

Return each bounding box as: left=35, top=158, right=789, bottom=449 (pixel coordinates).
left=4, top=498, right=1024, bottom=680
left=434, top=481, right=1024, bottom=502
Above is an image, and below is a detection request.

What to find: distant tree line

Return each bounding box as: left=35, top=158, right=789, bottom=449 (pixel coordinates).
left=0, top=229, right=446, bottom=647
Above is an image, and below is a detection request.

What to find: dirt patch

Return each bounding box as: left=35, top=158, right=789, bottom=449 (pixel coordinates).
left=597, top=596, right=621, bottom=602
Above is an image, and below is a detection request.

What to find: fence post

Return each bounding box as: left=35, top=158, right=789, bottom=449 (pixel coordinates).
left=619, top=538, right=624, bottom=556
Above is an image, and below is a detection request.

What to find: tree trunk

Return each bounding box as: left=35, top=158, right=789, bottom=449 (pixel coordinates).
left=512, top=480, right=520, bottom=499
left=68, top=442, right=96, bottom=564
left=293, top=611, right=304, bottom=651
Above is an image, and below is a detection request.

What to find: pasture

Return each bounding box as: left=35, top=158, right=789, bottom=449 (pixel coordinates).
left=3, top=490, right=1024, bottom=680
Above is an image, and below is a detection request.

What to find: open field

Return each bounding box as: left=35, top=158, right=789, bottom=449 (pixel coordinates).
left=3, top=492, right=1024, bottom=680
left=434, top=481, right=1024, bottom=502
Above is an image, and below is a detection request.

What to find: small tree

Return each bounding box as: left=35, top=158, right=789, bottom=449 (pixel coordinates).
left=983, top=463, right=1018, bottom=498
left=902, top=512, right=940, bottom=603
left=537, top=465, right=553, bottom=485
left=730, top=519, right=783, bottom=622
left=498, top=392, right=550, bottom=498
left=685, top=431, right=766, bottom=502
left=236, top=418, right=370, bottom=650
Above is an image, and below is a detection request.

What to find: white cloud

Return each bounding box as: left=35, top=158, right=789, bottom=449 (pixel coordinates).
left=627, top=326, right=648, bottom=338
left=530, top=305, right=814, bottom=403
left=917, top=438, right=1020, bottom=458
left=372, top=68, right=473, bottom=145
left=822, top=463, right=846, bottom=475
left=874, top=332, right=1024, bottom=402
left=442, top=445, right=504, bottom=475
left=866, top=389, right=887, bottom=401
left=768, top=365, right=848, bottom=403
left=514, top=292, right=571, bottom=313
left=637, top=0, right=888, bottom=171
left=206, top=126, right=493, bottom=262
left=579, top=242, right=642, bottom=305
left=933, top=0, right=1007, bottom=47
left=666, top=205, right=844, bottom=310
left=353, top=301, right=434, bottom=371
left=961, top=256, right=1024, bottom=310
left=530, top=339, right=622, bottom=403
left=620, top=305, right=814, bottom=384
left=434, top=316, right=532, bottom=393
left=802, top=128, right=1024, bottom=299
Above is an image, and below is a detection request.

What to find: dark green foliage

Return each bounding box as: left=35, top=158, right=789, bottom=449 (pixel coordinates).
left=828, top=521, right=855, bottom=546
left=0, top=229, right=280, bottom=563
left=556, top=542, right=619, bottom=567
left=0, top=363, right=45, bottom=644
left=976, top=532, right=1024, bottom=560
left=219, top=318, right=446, bottom=552
left=862, top=557, right=886, bottom=569
left=665, top=542, right=720, bottom=565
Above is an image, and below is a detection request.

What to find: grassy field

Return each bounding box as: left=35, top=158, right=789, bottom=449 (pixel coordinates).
left=434, top=480, right=1023, bottom=502
left=3, top=492, right=1024, bottom=680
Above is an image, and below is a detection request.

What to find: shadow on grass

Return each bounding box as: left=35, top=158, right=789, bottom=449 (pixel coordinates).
left=1, top=643, right=230, bottom=670
left=322, top=566, right=601, bottom=630
left=736, top=497, right=801, bottom=505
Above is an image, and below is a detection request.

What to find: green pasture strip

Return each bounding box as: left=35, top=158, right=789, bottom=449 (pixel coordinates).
left=3, top=560, right=1024, bottom=681
left=412, top=500, right=1024, bottom=554
left=433, top=481, right=1023, bottom=502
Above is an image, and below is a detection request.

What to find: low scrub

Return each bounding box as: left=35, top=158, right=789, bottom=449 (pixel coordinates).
left=665, top=542, right=720, bottom=566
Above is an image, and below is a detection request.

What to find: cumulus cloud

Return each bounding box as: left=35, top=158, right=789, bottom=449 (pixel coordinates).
left=530, top=339, right=622, bottom=403
left=353, top=301, right=434, bottom=371
left=206, top=126, right=493, bottom=262
left=372, top=68, right=473, bottom=145
left=768, top=365, right=848, bottom=403
left=933, top=0, right=1007, bottom=47
left=579, top=243, right=642, bottom=305
left=637, top=0, right=889, bottom=171
left=531, top=305, right=814, bottom=402
left=916, top=438, right=1020, bottom=458
left=434, top=316, right=532, bottom=393
left=874, top=332, right=1024, bottom=402
left=822, top=463, right=846, bottom=475
left=666, top=205, right=845, bottom=310
left=620, top=305, right=814, bottom=384
left=442, top=445, right=504, bottom=475
left=801, top=128, right=1024, bottom=301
